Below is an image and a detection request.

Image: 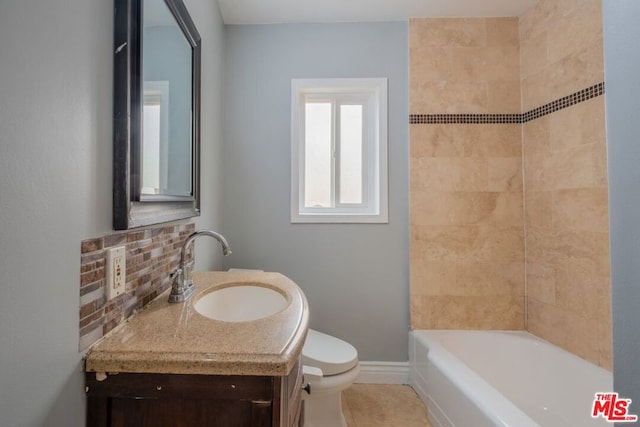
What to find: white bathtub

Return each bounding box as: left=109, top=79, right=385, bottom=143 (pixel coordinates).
left=409, top=330, right=613, bottom=427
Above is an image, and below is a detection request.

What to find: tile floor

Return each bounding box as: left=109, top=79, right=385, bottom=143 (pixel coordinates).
left=342, top=384, right=433, bottom=427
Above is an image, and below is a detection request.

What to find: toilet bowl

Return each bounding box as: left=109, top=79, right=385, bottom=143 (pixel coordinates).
left=302, top=329, right=359, bottom=427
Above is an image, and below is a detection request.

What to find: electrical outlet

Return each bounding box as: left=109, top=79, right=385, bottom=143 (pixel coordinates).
left=106, top=246, right=126, bottom=300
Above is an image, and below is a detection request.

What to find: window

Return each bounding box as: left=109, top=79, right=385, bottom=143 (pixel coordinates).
left=291, top=78, right=388, bottom=223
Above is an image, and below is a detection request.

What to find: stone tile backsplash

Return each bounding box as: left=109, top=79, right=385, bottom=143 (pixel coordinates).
left=79, top=223, right=195, bottom=351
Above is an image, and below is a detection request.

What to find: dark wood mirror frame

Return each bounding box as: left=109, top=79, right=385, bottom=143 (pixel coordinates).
left=113, top=0, right=201, bottom=230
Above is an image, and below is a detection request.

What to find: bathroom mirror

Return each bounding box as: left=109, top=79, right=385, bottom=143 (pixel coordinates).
left=113, top=0, right=201, bottom=230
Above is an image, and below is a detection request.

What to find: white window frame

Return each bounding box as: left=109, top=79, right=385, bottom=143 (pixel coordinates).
left=291, top=78, right=388, bottom=223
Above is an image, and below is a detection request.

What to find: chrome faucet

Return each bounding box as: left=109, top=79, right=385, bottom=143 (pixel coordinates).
left=168, top=230, right=232, bottom=303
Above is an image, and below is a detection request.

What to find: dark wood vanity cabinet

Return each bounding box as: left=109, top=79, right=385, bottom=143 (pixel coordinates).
left=85, top=361, right=303, bottom=427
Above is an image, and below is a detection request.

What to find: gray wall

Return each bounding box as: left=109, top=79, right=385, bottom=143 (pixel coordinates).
left=144, top=25, right=193, bottom=195
left=222, top=22, right=410, bottom=361
left=602, top=0, right=640, bottom=413
left=0, top=0, right=225, bottom=425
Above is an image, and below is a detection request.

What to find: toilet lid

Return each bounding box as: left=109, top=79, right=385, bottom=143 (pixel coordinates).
left=302, top=329, right=358, bottom=376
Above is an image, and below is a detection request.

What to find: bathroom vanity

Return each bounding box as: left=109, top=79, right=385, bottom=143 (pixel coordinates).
left=84, top=271, right=309, bottom=427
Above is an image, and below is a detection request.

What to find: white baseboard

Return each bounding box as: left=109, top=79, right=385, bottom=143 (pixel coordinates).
left=355, top=361, right=411, bottom=385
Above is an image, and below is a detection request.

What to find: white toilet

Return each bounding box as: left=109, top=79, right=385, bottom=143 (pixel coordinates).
left=301, top=329, right=359, bottom=427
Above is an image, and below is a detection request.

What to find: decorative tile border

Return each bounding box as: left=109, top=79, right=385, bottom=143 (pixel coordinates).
left=521, top=82, right=604, bottom=123
left=410, top=113, right=521, bottom=124
left=79, top=223, right=195, bottom=351
left=409, top=82, right=605, bottom=124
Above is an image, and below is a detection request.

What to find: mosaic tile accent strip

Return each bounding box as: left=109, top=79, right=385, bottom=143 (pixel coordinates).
left=409, top=82, right=605, bottom=124
left=79, top=223, right=195, bottom=351
left=521, top=82, right=605, bottom=123
left=410, top=113, right=521, bottom=124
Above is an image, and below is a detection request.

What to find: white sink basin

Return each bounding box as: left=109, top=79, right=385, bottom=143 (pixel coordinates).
left=193, top=284, right=289, bottom=322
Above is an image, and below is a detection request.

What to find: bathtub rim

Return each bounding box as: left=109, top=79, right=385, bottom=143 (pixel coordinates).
left=411, top=329, right=538, bottom=427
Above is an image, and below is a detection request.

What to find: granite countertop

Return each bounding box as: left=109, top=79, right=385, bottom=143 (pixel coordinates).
left=85, top=271, right=309, bottom=377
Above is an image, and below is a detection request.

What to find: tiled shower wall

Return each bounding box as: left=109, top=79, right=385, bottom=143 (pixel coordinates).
left=409, top=18, right=525, bottom=330
left=520, top=0, right=611, bottom=368
left=79, top=223, right=195, bottom=351
left=409, top=0, right=612, bottom=368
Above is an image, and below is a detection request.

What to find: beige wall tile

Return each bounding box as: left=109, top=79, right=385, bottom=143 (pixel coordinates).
left=554, top=264, right=610, bottom=317
left=455, top=124, right=522, bottom=157
left=409, top=14, right=611, bottom=366
left=546, top=1, right=603, bottom=66
left=409, top=158, right=420, bottom=191
left=411, top=225, right=480, bottom=262
left=523, top=118, right=551, bottom=192
left=521, top=42, right=604, bottom=110
left=527, top=228, right=609, bottom=266
left=528, top=299, right=600, bottom=365
left=598, top=299, right=613, bottom=370
left=547, top=142, right=608, bottom=190
left=456, top=260, right=524, bottom=297
left=422, top=295, right=524, bottom=329
left=410, top=18, right=487, bottom=48
left=451, top=47, right=520, bottom=83
left=525, top=191, right=553, bottom=229
left=486, top=18, right=519, bottom=47
left=410, top=47, right=453, bottom=85
left=549, top=97, right=606, bottom=152
left=411, top=260, right=523, bottom=299
left=410, top=260, right=457, bottom=297
left=414, top=157, right=488, bottom=191
left=410, top=125, right=461, bottom=158
left=520, top=0, right=565, bottom=42
left=474, top=225, right=524, bottom=263
left=487, top=80, right=522, bottom=113
left=488, top=157, right=523, bottom=191
left=552, top=188, right=609, bottom=232
left=520, top=31, right=547, bottom=79
left=412, top=81, right=489, bottom=114
left=527, top=261, right=557, bottom=305
left=411, top=191, right=522, bottom=227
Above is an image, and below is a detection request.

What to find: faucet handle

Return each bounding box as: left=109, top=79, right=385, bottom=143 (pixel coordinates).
left=170, top=268, right=183, bottom=289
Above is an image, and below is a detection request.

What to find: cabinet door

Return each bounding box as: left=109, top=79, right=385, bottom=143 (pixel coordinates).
left=108, top=397, right=270, bottom=427
left=86, top=373, right=275, bottom=427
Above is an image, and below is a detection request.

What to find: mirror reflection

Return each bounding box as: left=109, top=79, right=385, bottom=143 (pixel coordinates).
left=142, top=0, right=193, bottom=198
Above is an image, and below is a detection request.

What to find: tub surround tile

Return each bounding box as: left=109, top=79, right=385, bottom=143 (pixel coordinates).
left=519, top=0, right=610, bottom=368
left=520, top=31, right=547, bottom=79
left=545, top=1, right=603, bottom=66
left=527, top=299, right=600, bottom=365
left=552, top=188, right=609, bottom=232
left=412, top=260, right=524, bottom=298
left=597, top=301, right=613, bottom=370
left=410, top=124, right=522, bottom=158
left=549, top=97, right=606, bottom=152
left=416, top=295, right=524, bottom=330
left=487, top=80, right=522, bottom=113
left=522, top=48, right=604, bottom=116
left=412, top=81, right=490, bottom=115
left=524, top=191, right=552, bottom=229
left=486, top=18, right=519, bottom=47
left=410, top=47, right=453, bottom=83
left=450, top=47, right=520, bottom=83
left=410, top=18, right=486, bottom=48
left=410, top=17, right=519, bottom=116
left=410, top=9, right=611, bottom=368
left=409, top=18, right=524, bottom=331
left=412, top=191, right=523, bottom=227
